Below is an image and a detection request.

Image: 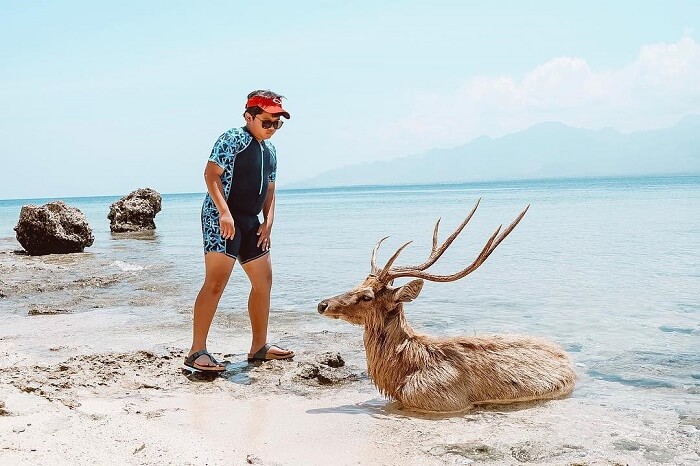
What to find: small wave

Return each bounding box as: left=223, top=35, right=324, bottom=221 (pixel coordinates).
left=111, top=260, right=144, bottom=272
left=659, top=325, right=698, bottom=335
left=565, top=342, right=583, bottom=352
left=587, top=370, right=676, bottom=389
left=678, top=303, right=700, bottom=313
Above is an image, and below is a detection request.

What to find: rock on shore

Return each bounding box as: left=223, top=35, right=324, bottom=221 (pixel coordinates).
left=14, top=201, right=94, bottom=255
left=108, top=188, right=162, bottom=232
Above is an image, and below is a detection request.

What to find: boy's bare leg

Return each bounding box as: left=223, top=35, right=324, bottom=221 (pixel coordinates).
left=189, top=252, right=235, bottom=367
left=241, top=253, right=293, bottom=358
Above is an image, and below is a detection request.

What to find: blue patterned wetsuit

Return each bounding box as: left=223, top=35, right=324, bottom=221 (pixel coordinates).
left=201, top=126, right=277, bottom=263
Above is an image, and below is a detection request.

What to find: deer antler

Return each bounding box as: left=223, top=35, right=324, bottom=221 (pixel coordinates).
left=370, top=236, right=389, bottom=275
left=373, top=201, right=529, bottom=283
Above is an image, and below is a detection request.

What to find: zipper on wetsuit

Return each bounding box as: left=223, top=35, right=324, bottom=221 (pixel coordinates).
left=259, top=142, right=264, bottom=195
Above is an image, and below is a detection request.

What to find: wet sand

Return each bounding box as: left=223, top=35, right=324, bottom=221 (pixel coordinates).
left=1, top=247, right=699, bottom=465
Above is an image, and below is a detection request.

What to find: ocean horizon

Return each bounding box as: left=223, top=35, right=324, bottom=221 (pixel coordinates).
left=2, top=173, right=699, bottom=203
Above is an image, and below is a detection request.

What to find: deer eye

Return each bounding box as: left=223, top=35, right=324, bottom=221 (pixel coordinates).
left=361, top=295, right=373, bottom=302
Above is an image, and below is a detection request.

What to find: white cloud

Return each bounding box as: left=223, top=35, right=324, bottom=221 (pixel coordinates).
left=385, top=36, right=700, bottom=153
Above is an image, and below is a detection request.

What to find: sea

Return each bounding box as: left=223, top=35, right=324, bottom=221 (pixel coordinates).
left=1, top=175, right=698, bottom=417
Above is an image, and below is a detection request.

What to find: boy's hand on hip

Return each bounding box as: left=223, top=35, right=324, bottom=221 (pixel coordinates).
left=257, top=223, right=272, bottom=251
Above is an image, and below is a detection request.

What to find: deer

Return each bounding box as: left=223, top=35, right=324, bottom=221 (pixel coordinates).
left=317, top=199, right=576, bottom=413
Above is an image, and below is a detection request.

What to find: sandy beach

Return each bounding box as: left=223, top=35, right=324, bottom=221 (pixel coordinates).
left=1, top=244, right=698, bottom=466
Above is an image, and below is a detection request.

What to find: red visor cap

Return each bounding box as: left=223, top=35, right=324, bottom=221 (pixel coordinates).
left=246, top=96, right=291, bottom=119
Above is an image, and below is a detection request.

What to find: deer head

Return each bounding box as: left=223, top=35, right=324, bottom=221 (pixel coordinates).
left=317, top=199, right=529, bottom=326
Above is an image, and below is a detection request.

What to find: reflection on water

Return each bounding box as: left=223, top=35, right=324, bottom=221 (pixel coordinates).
left=110, top=230, right=159, bottom=241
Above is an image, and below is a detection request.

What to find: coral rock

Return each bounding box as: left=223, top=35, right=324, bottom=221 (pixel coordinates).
left=108, top=188, right=162, bottom=232
left=14, top=201, right=94, bottom=255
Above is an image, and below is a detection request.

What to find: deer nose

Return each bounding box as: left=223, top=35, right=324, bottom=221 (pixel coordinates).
left=317, top=301, right=329, bottom=314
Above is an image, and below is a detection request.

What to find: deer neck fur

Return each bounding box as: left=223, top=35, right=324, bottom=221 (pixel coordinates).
left=363, top=303, right=423, bottom=398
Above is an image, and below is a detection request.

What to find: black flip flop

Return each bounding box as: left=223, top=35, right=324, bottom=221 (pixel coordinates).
left=247, top=343, right=295, bottom=362
left=184, top=349, right=227, bottom=372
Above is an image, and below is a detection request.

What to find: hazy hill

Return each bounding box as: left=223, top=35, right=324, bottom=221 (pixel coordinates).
left=286, top=115, right=700, bottom=188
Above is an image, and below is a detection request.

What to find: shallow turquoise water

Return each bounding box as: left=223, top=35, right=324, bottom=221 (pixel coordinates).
left=1, top=176, right=699, bottom=411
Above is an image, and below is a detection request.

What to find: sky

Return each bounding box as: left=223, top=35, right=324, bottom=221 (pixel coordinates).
left=1, top=1, right=699, bottom=199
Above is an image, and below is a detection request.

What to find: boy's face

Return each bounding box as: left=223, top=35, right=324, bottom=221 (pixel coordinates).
left=246, top=111, right=282, bottom=141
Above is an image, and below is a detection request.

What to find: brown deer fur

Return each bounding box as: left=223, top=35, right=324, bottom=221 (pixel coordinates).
left=318, top=202, right=576, bottom=412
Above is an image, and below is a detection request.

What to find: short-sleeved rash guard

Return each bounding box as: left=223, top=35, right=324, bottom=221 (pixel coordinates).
left=201, top=126, right=277, bottom=256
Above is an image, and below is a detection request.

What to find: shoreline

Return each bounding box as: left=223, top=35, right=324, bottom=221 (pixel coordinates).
left=1, top=241, right=698, bottom=464
left=1, top=304, right=698, bottom=463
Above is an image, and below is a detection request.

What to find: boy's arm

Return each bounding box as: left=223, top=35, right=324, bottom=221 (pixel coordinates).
left=262, top=182, right=275, bottom=228
left=257, top=182, right=275, bottom=250
left=204, top=161, right=235, bottom=239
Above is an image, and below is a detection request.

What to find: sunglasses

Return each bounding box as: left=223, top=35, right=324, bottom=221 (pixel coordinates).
left=255, top=116, right=284, bottom=129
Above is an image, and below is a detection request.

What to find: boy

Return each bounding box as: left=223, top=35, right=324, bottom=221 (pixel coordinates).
left=185, top=90, right=294, bottom=371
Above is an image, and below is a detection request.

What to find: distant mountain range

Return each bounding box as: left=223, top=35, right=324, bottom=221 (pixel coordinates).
left=285, top=115, right=700, bottom=188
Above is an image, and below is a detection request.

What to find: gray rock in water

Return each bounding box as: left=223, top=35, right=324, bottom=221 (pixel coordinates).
left=14, top=201, right=94, bottom=255
left=108, top=188, right=162, bottom=232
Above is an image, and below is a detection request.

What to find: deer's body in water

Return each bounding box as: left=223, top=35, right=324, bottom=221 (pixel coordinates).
left=318, top=200, right=576, bottom=412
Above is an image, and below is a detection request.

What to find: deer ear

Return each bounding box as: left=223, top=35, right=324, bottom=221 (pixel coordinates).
left=394, top=279, right=424, bottom=303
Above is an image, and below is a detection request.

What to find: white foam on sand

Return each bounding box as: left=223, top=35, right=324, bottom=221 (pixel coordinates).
left=111, top=260, right=144, bottom=272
